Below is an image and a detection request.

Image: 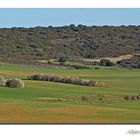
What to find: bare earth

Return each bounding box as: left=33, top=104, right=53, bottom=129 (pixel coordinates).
left=80, top=54, right=133, bottom=63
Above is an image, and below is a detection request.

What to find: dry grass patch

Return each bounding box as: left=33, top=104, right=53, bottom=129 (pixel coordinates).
left=0, top=75, right=6, bottom=86
left=33, top=97, right=66, bottom=102
left=0, top=70, right=30, bottom=77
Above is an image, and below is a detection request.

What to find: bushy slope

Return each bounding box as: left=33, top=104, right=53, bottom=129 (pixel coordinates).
left=117, top=56, right=140, bottom=68
left=0, top=25, right=140, bottom=64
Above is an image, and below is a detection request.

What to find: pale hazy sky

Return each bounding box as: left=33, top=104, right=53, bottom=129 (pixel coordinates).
left=0, top=8, right=140, bottom=27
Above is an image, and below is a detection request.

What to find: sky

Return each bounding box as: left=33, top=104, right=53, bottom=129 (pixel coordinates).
left=0, top=8, right=140, bottom=27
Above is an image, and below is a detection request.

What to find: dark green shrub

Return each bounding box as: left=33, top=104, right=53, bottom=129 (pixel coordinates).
left=81, top=96, right=89, bottom=102
left=95, top=67, right=100, bottom=70
left=124, top=95, right=130, bottom=101
left=98, top=97, right=103, bottom=102
left=66, top=63, right=92, bottom=69
left=136, top=96, right=140, bottom=100
left=74, top=65, right=91, bottom=69
left=60, top=62, right=65, bottom=65
left=100, top=59, right=114, bottom=66
left=59, top=57, right=69, bottom=62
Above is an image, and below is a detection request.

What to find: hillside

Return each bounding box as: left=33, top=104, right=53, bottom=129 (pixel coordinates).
left=0, top=25, right=140, bottom=64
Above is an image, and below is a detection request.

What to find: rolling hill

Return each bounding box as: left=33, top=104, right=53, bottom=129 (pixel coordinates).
left=0, top=25, right=140, bottom=65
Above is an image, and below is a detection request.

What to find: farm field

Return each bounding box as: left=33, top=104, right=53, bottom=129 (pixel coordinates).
left=0, top=63, right=140, bottom=123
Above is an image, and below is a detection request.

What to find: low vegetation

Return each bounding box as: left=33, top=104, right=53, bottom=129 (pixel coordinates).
left=49, top=60, right=94, bottom=69
left=124, top=94, right=140, bottom=101
left=65, top=62, right=93, bottom=69
left=0, top=75, right=24, bottom=88
left=117, top=56, right=140, bottom=68
left=5, top=78, right=24, bottom=88
left=81, top=96, right=89, bottom=102
left=100, top=59, right=115, bottom=66
left=59, top=56, right=69, bottom=63
left=28, top=74, right=98, bottom=86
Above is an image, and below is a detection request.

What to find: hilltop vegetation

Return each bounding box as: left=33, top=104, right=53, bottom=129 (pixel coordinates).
left=0, top=25, right=140, bottom=66
left=117, top=56, right=140, bottom=68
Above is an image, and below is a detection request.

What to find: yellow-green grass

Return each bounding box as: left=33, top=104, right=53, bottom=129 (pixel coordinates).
left=0, top=63, right=140, bottom=123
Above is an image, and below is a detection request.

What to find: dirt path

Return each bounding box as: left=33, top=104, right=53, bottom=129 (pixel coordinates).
left=80, top=54, right=133, bottom=63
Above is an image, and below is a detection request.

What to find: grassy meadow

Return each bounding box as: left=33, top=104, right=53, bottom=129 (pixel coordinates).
left=0, top=63, right=140, bottom=123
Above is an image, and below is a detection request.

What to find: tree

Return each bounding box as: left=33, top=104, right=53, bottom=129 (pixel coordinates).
left=59, top=57, right=69, bottom=62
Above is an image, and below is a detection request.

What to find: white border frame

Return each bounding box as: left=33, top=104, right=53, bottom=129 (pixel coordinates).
left=0, top=0, right=140, bottom=140
left=0, top=0, right=140, bottom=8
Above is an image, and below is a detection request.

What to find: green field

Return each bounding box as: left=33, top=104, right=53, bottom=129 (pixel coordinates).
left=0, top=63, right=140, bottom=123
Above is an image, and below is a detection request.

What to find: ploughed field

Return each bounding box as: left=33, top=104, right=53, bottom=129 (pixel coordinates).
left=0, top=63, right=140, bottom=123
